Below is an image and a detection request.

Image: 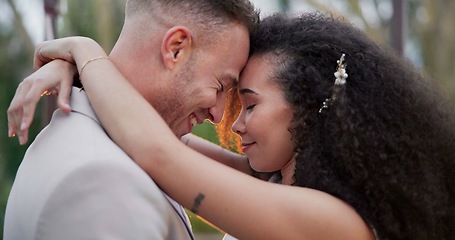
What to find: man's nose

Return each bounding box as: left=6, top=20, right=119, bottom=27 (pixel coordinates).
left=208, top=94, right=227, bottom=124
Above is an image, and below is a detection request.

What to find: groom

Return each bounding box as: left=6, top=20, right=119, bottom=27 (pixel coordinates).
left=4, top=0, right=258, bottom=239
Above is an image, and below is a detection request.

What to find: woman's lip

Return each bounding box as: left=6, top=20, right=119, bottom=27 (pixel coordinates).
left=242, top=142, right=255, bottom=152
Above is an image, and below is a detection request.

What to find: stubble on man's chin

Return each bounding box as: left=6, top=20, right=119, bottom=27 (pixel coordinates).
left=151, top=87, right=188, bottom=137
left=153, top=60, right=194, bottom=138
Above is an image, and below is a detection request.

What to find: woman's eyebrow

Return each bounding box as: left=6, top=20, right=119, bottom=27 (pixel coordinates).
left=238, top=88, right=258, bottom=95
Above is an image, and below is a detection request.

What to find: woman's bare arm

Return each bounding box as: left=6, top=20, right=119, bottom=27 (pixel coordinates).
left=180, top=134, right=251, bottom=174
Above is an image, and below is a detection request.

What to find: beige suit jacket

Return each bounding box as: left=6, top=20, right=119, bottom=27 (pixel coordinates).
left=4, top=88, right=193, bottom=240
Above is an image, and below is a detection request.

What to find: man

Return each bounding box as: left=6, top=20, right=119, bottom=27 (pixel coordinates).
left=4, top=0, right=258, bottom=239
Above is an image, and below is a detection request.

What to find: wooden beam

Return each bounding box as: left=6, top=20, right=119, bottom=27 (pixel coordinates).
left=391, top=0, right=407, bottom=56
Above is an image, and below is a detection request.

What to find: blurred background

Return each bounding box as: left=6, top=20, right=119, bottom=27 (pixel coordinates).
left=1, top=0, right=454, bottom=239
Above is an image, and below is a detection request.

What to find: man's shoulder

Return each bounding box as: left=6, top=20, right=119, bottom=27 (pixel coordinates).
left=18, top=132, right=157, bottom=195
left=49, top=158, right=162, bottom=201
left=26, top=104, right=142, bottom=172
left=10, top=108, right=160, bottom=211
left=5, top=156, right=186, bottom=240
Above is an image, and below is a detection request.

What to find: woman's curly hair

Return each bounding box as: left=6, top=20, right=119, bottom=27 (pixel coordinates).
left=217, top=12, right=455, bottom=240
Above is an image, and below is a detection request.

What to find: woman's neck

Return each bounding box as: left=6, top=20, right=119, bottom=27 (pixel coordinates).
left=280, top=156, right=296, bottom=185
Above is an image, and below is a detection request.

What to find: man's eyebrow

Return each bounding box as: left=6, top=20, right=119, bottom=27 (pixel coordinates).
left=238, top=88, right=258, bottom=95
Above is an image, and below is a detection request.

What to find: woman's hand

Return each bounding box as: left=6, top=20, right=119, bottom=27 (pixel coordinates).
left=8, top=60, right=77, bottom=145
left=8, top=36, right=107, bottom=145
left=33, top=36, right=106, bottom=70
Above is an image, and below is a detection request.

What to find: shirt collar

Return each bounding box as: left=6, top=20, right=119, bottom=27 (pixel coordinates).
left=69, top=87, right=101, bottom=126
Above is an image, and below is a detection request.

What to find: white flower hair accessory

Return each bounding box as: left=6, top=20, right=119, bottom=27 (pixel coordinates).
left=334, top=54, right=348, bottom=85
left=319, top=53, right=348, bottom=113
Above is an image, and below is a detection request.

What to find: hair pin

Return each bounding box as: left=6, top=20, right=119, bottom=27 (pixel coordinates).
left=319, top=53, right=348, bottom=113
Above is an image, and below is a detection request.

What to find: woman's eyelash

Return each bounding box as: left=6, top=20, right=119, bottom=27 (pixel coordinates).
left=246, top=104, right=256, bottom=110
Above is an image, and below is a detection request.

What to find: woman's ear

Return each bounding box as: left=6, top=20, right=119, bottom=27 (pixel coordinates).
left=161, top=26, right=192, bottom=70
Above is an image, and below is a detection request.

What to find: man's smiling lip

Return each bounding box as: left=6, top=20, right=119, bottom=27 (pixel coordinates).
left=187, top=113, right=204, bottom=132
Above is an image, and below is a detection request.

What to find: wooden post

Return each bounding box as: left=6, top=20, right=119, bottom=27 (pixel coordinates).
left=42, top=0, right=59, bottom=125
left=391, top=0, right=407, bottom=56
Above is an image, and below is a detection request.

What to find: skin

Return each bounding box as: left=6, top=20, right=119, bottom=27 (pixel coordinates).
left=233, top=55, right=296, bottom=184
left=8, top=21, right=249, bottom=143
left=111, top=21, right=250, bottom=137
left=7, top=43, right=375, bottom=239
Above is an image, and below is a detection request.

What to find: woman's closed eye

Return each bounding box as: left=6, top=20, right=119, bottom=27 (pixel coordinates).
left=246, top=104, right=256, bottom=111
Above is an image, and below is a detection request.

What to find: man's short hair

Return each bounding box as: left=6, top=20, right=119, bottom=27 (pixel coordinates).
left=126, top=0, right=259, bottom=35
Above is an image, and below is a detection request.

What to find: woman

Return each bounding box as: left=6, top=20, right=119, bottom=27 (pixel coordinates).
left=9, top=13, right=455, bottom=239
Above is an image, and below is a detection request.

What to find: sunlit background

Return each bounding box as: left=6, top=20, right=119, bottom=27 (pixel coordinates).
left=1, top=0, right=454, bottom=239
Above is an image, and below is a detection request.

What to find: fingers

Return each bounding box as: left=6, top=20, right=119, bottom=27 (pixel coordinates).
left=9, top=83, right=53, bottom=145
left=7, top=81, right=31, bottom=144
left=19, top=82, right=47, bottom=144
left=7, top=84, right=22, bottom=138
left=56, top=60, right=77, bottom=113
left=7, top=121, right=16, bottom=138
left=7, top=59, right=76, bottom=145
left=57, top=77, right=72, bottom=113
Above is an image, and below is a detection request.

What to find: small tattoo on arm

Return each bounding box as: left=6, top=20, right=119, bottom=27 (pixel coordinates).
left=191, top=193, right=205, bottom=214
left=185, top=138, right=190, bottom=146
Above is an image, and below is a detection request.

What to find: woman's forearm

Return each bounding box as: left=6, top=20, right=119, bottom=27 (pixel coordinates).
left=181, top=134, right=251, bottom=174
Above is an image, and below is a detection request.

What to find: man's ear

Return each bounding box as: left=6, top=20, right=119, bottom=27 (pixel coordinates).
left=161, top=26, right=192, bottom=70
